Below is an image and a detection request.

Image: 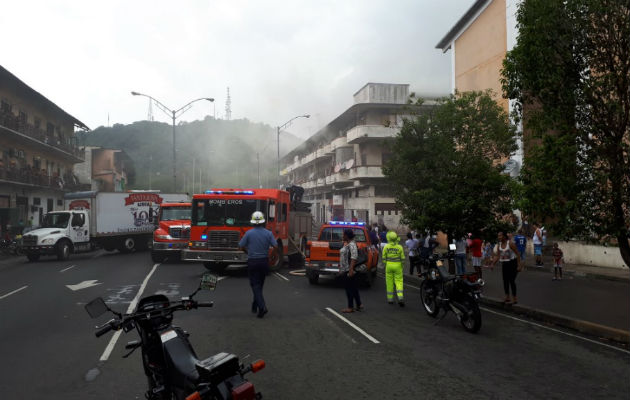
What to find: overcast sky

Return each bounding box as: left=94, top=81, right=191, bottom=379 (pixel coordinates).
left=1, top=0, right=470, bottom=139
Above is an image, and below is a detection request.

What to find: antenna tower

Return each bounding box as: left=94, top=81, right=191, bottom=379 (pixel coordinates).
left=147, top=98, right=154, bottom=121
left=225, top=87, right=232, bottom=120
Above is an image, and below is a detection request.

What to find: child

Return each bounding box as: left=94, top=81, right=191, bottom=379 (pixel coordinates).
left=552, top=242, right=563, bottom=280
left=482, top=240, right=494, bottom=271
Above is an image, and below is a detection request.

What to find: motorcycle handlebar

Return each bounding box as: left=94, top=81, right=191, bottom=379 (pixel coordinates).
left=196, top=302, right=214, bottom=308
left=95, top=322, right=116, bottom=337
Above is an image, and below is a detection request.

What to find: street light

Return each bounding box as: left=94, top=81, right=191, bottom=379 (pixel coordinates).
left=131, top=91, right=214, bottom=191
left=277, top=114, right=310, bottom=189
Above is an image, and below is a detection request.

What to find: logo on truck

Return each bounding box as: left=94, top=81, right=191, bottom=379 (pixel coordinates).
left=125, top=193, right=164, bottom=205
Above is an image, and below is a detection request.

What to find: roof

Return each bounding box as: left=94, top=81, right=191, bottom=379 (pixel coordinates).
left=0, top=65, right=89, bottom=130
left=435, top=0, right=491, bottom=52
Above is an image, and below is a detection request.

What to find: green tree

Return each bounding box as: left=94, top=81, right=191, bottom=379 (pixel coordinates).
left=502, top=0, right=630, bottom=266
left=383, top=91, right=518, bottom=242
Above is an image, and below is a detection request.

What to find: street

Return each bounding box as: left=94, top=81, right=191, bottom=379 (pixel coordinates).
left=0, top=251, right=628, bottom=400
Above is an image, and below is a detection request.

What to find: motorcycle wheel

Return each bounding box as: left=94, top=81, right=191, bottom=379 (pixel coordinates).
left=459, top=295, right=482, bottom=333
left=420, top=279, right=440, bottom=317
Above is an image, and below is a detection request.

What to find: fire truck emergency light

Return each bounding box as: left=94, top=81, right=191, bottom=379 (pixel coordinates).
left=328, top=221, right=365, bottom=226
left=204, top=190, right=255, bottom=195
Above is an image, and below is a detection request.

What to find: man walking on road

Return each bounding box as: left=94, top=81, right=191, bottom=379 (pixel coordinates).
left=239, top=211, right=278, bottom=318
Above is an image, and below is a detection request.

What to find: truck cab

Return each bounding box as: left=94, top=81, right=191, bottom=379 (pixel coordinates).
left=151, top=202, right=191, bottom=262
left=21, top=210, right=90, bottom=262
left=305, top=221, right=379, bottom=286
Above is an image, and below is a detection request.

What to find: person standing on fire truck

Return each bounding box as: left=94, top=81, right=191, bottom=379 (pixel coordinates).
left=238, top=211, right=278, bottom=318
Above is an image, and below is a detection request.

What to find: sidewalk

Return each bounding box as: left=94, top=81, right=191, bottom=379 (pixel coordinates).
left=390, top=256, right=630, bottom=344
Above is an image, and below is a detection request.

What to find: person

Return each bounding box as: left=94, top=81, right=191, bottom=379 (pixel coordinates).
left=418, top=232, right=438, bottom=273
left=368, top=225, right=380, bottom=248
left=405, top=232, right=420, bottom=275
left=454, top=235, right=467, bottom=275
left=378, top=226, right=388, bottom=251
left=541, top=225, right=548, bottom=247
left=469, top=233, right=483, bottom=278
left=513, top=229, right=527, bottom=263
left=532, top=223, right=544, bottom=266
left=383, top=231, right=405, bottom=306
left=483, top=240, right=494, bottom=269
left=491, top=231, right=522, bottom=304
left=238, top=211, right=278, bottom=319
left=552, top=242, right=564, bottom=280
left=339, top=228, right=362, bottom=313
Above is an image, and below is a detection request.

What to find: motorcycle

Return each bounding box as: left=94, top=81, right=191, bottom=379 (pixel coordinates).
left=85, top=273, right=265, bottom=400
left=419, top=244, right=484, bottom=333
left=0, top=236, right=23, bottom=256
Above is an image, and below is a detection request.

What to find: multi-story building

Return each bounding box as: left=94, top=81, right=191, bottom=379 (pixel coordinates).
left=73, top=146, right=134, bottom=192
left=0, top=65, right=88, bottom=233
left=280, top=83, right=434, bottom=230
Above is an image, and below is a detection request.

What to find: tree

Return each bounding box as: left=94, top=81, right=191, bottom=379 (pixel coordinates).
left=502, top=0, right=630, bottom=266
left=383, top=91, right=518, bottom=242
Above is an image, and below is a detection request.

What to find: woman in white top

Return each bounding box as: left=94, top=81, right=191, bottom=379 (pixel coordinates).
left=491, top=231, right=522, bottom=304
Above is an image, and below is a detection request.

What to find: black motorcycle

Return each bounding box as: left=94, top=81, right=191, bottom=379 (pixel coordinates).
left=419, top=245, right=484, bottom=333
left=0, top=237, right=23, bottom=256
left=86, top=273, right=265, bottom=400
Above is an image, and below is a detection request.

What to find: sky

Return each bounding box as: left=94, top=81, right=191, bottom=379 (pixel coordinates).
left=1, top=0, right=470, bottom=139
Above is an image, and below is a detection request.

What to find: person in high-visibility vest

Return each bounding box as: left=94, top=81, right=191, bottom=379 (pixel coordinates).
left=383, top=230, right=405, bottom=307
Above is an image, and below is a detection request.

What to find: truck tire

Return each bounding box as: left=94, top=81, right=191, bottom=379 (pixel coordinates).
left=307, top=270, right=319, bottom=285
left=151, top=250, right=167, bottom=263
left=270, top=241, right=283, bottom=271
left=57, top=240, right=71, bottom=261
left=26, top=253, right=40, bottom=262
left=203, top=262, right=226, bottom=273
left=118, top=237, right=136, bottom=253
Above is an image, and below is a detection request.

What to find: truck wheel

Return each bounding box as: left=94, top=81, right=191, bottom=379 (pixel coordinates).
left=270, top=242, right=283, bottom=271
left=118, top=237, right=136, bottom=253
left=151, top=250, right=167, bottom=263
left=307, top=271, right=319, bottom=285
left=26, top=253, right=40, bottom=262
left=203, top=262, right=226, bottom=273
left=57, top=240, right=71, bottom=261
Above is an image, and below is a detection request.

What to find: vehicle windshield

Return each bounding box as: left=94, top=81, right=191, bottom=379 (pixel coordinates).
left=192, top=198, right=267, bottom=227
left=160, top=206, right=191, bottom=221
left=319, top=227, right=367, bottom=242
left=41, top=213, right=70, bottom=229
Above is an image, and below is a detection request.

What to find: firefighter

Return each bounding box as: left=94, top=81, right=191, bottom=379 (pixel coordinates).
left=383, top=230, right=405, bottom=307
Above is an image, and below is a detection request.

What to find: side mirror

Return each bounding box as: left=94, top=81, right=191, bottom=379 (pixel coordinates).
left=200, top=273, right=218, bottom=291
left=85, top=297, right=108, bottom=318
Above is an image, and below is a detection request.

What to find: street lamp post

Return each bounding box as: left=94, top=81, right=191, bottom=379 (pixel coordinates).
left=277, top=115, right=310, bottom=189
left=131, top=91, right=213, bottom=191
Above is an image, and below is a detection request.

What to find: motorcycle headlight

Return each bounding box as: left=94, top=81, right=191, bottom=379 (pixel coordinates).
left=41, top=238, right=55, bottom=244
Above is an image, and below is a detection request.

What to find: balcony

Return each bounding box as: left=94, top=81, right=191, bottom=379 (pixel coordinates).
left=348, top=165, right=384, bottom=180
left=330, top=136, right=351, bottom=150
left=346, top=125, right=399, bottom=144
left=0, top=168, right=85, bottom=191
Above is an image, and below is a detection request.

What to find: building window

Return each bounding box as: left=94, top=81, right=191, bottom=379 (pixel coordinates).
left=381, top=152, right=392, bottom=166
left=33, top=197, right=41, bottom=206
left=1, top=100, right=11, bottom=113
left=34, top=117, right=41, bottom=129
left=57, top=199, right=63, bottom=206
left=19, top=111, right=27, bottom=124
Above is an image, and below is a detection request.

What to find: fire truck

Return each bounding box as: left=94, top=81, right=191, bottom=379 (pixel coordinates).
left=181, top=187, right=312, bottom=272
left=151, top=201, right=191, bottom=263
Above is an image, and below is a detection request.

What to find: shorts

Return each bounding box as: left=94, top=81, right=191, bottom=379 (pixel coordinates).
left=554, top=260, right=563, bottom=268
left=517, top=248, right=526, bottom=260
left=534, top=244, right=542, bottom=256
left=472, top=256, right=482, bottom=267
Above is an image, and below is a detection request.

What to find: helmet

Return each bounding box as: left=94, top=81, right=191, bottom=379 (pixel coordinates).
left=250, top=211, right=265, bottom=225
left=386, top=230, right=399, bottom=243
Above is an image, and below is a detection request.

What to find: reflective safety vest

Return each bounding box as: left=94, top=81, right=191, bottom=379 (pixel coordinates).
left=383, top=244, right=404, bottom=265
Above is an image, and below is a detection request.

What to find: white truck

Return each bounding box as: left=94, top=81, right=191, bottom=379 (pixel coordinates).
left=21, top=191, right=189, bottom=262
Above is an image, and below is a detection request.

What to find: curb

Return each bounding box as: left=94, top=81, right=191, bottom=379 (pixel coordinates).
left=399, top=271, right=630, bottom=346
left=523, top=265, right=629, bottom=283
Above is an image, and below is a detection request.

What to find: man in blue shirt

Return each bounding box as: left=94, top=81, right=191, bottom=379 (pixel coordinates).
left=238, top=211, right=278, bottom=318
left=513, top=229, right=527, bottom=262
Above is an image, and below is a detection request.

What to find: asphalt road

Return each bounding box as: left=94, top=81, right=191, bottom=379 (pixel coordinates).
left=0, top=251, right=628, bottom=399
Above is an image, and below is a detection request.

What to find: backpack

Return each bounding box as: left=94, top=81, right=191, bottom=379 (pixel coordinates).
left=347, top=243, right=369, bottom=271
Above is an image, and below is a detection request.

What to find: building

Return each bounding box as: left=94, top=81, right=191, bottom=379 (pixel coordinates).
left=435, top=0, right=523, bottom=175
left=73, top=146, right=134, bottom=192
left=0, top=65, right=88, bottom=233
left=280, top=83, right=434, bottom=229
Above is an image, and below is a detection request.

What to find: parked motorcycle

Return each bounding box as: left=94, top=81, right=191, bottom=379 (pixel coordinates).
left=419, top=244, right=484, bottom=333
left=86, top=273, right=265, bottom=400
left=0, top=236, right=23, bottom=256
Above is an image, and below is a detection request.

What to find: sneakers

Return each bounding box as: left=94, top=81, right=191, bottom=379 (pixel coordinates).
left=398, top=301, right=405, bottom=308
left=257, top=308, right=268, bottom=318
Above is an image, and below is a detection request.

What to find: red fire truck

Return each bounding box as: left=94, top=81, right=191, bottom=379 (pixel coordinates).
left=151, top=201, right=191, bottom=263
left=181, top=187, right=312, bottom=272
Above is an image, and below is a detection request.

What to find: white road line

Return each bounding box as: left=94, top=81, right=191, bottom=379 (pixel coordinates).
left=60, top=265, right=76, bottom=273
left=0, top=285, right=28, bottom=300
left=274, top=272, right=289, bottom=282
left=325, top=307, right=380, bottom=344
left=480, top=306, right=630, bottom=355
left=99, top=263, right=160, bottom=362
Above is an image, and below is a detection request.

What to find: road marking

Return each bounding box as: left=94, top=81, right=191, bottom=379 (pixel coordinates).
left=480, top=306, right=630, bottom=355
left=67, top=280, right=102, bottom=291
left=274, top=272, right=289, bottom=281
left=0, top=285, right=27, bottom=300
left=325, top=307, right=380, bottom=344
left=60, top=265, right=77, bottom=273
left=99, top=263, right=160, bottom=362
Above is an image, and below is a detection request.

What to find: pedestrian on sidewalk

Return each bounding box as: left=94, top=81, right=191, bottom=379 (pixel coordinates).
left=491, top=231, right=523, bottom=305
left=339, top=229, right=362, bottom=313
left=513, top=229, right=527, bottom=263
left=532, top=223, right=544, bottom=267
left=552, top=242, right=564, bottom=280
left=454, top=235, right=468, bottom=275
left=482, top=240, right=494, bottom=270
left=469, top=233, right=483, bottom=278
left=383, top=231, right=405, bottom=306
left=405, top=232, right=420, bottom=275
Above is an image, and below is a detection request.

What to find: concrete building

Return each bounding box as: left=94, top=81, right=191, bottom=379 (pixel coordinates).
left=0, top=65, right=88, bottom=233
left=73, top=146, right=134, bottom=192
left=435, top=0, right=523, bottom=176
left=280, top=83, right=434, bottom=230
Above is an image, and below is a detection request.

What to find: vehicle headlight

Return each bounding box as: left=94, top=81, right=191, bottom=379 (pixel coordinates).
left=41, top=238, right=55, bottom=244
left=156, top=234, right=172, bottom=240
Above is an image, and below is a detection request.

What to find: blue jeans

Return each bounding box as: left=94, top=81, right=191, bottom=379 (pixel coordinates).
left=248, top=257, right=269, bottom=312
left=455, top=253, right=467, bottom=275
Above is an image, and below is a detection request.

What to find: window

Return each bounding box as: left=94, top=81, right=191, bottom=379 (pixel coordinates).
left=33, top=197, right=41, bottom=206
left=268, top=200, right=275, bottom=222
left=361, top=153, right=367, bottom=166
left=1, top=100, right=11, bottom=113
left=281, top=202, right=287, bottom=222
left=57, top=199, right=63, bottom=206
left=192, top=198, right=267, bottom=227
left=34, top=118, right=41, bottom=129
left=18, top=111, right=27, bottom=124
left=47, top=123, right=55, bottom=135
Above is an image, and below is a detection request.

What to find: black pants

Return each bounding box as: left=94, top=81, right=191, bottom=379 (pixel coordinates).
left=344, top=272, right=361, bottom=309
left=248, top=258, right=269, bottom=312
left=501, top=259, right=518, bottom=296
left=409, top=255, right=419, bottom=275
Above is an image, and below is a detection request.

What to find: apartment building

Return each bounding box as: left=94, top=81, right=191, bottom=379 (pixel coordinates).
left=280, top=83, right=434, bottom=230
left=0, top=65, right=88, bottom=233
left=73, top=146, right=134, bottom=192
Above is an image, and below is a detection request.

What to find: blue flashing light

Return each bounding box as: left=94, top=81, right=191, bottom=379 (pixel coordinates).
left=168, top=243, right=173, bottom=248
left=201, top=234, right=208, bottom=240
left=328, top=221, right=365, bottom=226
left=204, top=190, right=255, bottom=195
